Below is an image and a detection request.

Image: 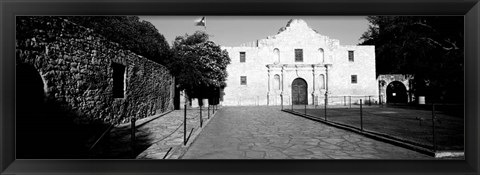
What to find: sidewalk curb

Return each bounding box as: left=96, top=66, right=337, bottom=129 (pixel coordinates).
left=282, top=109, right=464, bottom=158
left=167, top=107, right=222, bottom=159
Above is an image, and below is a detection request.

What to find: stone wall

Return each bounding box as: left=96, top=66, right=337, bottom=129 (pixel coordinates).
left=16, top=16, right=174, bottom=124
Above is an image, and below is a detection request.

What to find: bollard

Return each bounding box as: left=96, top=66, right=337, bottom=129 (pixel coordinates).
left=208, top=105, right=210, bottom=119
left=184, top=103, right=187, bottom=145
left=131, top=117, right=136, bottom=158
left=369, top=96, right=371, bottom=106
left=360, top=99, right=363, bottom=131
left=432, top=103, right=436, bottom=152
left=344, top=96, right=346, bottom=106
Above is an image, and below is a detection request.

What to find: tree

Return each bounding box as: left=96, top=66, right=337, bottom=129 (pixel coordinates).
left=360, top=16, right=464, bottom=103
left=169, top=31, right=231, bottom=106
left=65, top=16, right=171, bottom=65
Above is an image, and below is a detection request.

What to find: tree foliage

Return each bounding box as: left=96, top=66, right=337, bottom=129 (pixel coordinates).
left=360, top=16, right=464, bottom=103
left=169, top=31, right=231, bottom=104
left=65, top=16, right=171, bottom=65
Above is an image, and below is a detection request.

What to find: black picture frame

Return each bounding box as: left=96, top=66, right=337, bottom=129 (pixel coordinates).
left=1, top=0, right=479, bottom=174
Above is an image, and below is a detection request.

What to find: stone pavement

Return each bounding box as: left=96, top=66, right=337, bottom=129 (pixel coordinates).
left=136, top=108, right=215, bottom=159
left=88, top=107, right=218, bottom=159
left=181, top=106, right=433, bottom=159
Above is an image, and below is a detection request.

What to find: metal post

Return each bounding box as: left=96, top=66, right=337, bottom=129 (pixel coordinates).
left=184, top=103, right=187, bottom=145
left=291, top=97, right=293, bottom=111
left=349, top=96, right=352, bottom=109
left=304, top=103, right=307, bottom=116
left=324, top=97, right=327, bottom=121
left=297, top=92, right=300, bottom=112
left=131, top=117, right=136, bottom=158
left=432, top=103, right=436, bottom=152
left=344, top=96, right=346, bottom=106
left=208, top=105, right=210, bottom=119
left=360, top=99, right=363, bottom=131
left=281, top=95, right=283, bottom=110
left=369, top=96, right=371, bottom=106
left=200, top=105, right=203, bottom=128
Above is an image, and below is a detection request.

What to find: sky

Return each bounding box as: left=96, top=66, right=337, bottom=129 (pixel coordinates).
left=139, top=16, right=371, bottom=47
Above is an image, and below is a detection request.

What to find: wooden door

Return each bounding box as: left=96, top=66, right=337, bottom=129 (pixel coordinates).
left=292, top=78, right=307, bottom=105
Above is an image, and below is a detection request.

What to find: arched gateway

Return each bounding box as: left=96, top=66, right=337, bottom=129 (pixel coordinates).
left=292, top=78, right=308, bottom=105
left=386, top=81, right=408, bottom=103
left=377, top=74, right=413, bottom=104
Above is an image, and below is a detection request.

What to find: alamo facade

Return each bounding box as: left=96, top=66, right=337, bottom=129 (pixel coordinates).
left=220, top=19, right=378, bottom=106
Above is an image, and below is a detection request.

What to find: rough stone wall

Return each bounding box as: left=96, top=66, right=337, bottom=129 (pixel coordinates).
left=16, top=16, right=174, bottom=124
left=377, top=74, right=414, bottom=103
left=221, top=19, right=378, bottom=106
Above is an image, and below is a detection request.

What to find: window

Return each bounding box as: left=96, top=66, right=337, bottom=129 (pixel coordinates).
left=295, top=49, right=303, bottom=62
left=112, top=63, right=126, bottom=98
left=273, top=48, right=280, bottom=64
left=240, top=52, right=246, bottom=62
left=351, top=75, right=357, bottom=84
left=319, top=48, right=324, bottom=63
left=274, top=74, right=280, bottom=90
left=319, top=74, right=325, bottom=89
left=348, top=51, right=354, bottom=62
left=240, top=76, right=247, bottom=85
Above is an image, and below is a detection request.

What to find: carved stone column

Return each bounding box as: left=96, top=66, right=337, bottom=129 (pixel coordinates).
left=325, top=64, right=330, bottom=106
left=312, top=65, right=316, bottom=105
left=281, top=65, right=285, bottom=106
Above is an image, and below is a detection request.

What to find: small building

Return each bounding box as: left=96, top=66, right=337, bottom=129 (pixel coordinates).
left=221, top=19, right=378, bottom=106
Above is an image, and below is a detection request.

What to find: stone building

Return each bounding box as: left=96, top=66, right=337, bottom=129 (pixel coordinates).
left=16, top=16, right=175, bottom=158
left=16, top=16, right=175, bottom=124
left=221, top=19, right=378, bottom=106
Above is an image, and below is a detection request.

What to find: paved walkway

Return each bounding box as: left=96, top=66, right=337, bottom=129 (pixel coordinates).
left=136, top=109, right=213, bottom=159
left=89, top=108, right=216, bottom=159
left=181, top=106, right=432, bottom=159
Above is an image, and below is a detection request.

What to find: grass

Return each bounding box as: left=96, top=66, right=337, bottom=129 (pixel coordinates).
left=290, top=104, right=464, bottom=151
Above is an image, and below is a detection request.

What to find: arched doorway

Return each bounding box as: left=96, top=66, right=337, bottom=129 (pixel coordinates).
left=386, top=81, right=408, bottom=103
left=291, top=78, right=307, bottom=105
